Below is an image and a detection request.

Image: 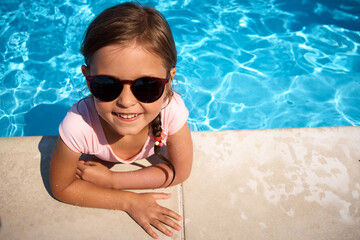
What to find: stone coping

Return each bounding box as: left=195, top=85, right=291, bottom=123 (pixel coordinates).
left=1, top=126, right=359, bottom=239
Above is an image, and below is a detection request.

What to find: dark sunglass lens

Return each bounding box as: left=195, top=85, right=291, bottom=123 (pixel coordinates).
left=132, top=78, right=164, bottom=103
left=91, top=76, right=122, bottom=102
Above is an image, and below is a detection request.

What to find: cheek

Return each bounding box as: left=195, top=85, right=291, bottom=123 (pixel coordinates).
left=146, top=103, right=162, bottom=114
left=141, top=99, right=164, bottom=117
left=94, top=98, right=113, bottom=115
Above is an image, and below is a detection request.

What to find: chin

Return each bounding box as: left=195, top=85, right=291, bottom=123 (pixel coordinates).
left=114, top=125, right=147, bottom=137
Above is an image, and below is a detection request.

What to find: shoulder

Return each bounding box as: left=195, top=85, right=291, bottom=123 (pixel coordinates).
left=61, top=97, right=95, bottom=128
left=165, top=92, right=188, bottom=112
left=59, top=97, right=100, bottom=153
left=161, top=92, right=189, bottom=136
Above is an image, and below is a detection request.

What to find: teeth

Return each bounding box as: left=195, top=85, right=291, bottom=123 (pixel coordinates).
left=116, top=113, right=140, bottom=119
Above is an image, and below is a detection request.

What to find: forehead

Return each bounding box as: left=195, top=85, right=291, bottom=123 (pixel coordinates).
left=89, top=43, right=167, bottom=77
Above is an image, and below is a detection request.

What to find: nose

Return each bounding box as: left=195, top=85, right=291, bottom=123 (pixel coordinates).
left=116, top=85, right=137, bottom=107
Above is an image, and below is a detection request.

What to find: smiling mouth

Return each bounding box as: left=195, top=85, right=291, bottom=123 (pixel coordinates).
left=113, top=113, right=141, bottom=119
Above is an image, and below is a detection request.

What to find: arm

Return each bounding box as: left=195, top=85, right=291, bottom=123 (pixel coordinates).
left=50, top=138, right=182, bottom=239
left=164, top=122, right=193, bottom=186
left=77, top=123, right=193, bottom=189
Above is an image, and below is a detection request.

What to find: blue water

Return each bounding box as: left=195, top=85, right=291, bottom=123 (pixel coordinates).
left=0, top=0, right=360, bottom=137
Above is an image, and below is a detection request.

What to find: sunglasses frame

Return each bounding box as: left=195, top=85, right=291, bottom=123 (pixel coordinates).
left=86, top=75, right=170, bottom=103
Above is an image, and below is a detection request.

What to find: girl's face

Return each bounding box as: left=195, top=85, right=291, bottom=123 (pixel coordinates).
left=82, top=42, right=176, bottom=138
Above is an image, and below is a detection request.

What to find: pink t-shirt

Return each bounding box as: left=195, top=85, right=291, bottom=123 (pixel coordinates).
left=59, top=92, right=189, bottom=163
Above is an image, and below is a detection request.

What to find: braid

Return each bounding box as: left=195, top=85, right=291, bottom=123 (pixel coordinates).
left=151, top=113, right=176, bottom=187
left=151, top=113, right=163, bottom=155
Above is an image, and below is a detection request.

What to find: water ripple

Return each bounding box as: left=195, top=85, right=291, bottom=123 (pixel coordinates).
left=0, top=0, right=359, bottom=136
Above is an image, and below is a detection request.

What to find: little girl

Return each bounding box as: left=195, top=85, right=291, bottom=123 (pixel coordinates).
left=49, top=3, right=193, bottom=239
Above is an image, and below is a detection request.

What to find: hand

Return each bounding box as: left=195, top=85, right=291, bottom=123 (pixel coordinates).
left=76, top=160, right=113, bottom=188
left=127, top=192, right=182, bottom=239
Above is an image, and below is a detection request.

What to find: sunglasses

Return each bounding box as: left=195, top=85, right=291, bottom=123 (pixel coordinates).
left=86, top=75, right=169, bottom=103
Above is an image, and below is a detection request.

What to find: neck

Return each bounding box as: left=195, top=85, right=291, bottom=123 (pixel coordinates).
left=99, top=116, right=149, bottom=145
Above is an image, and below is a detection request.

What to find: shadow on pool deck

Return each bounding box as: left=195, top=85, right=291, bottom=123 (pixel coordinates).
left=39, top=136, right=58, bottom=198
left=1, top=126, right=360, bottom=239
left=24, top=104, right=68, bottom=136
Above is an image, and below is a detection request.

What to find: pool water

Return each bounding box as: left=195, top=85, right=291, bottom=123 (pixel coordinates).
left=0, top=0, right=359, bottom=137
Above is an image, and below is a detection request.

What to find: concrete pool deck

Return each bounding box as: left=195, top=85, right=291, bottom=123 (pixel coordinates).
left=1, top=126, right=360, bottom=239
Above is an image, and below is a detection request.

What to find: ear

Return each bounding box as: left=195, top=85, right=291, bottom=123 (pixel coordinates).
left=82, top=65, right=91, bottom=91
left=81, top=65, right=89, bottom=77
left=169, top=67, right=177, bottom=81
left=163, top=67, right=176, bottom=105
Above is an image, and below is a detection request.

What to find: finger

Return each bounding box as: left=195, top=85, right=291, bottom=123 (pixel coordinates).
left=159, top=214, right=182, bottom=231
left=86, top=160, right=98, bottom=166
left=160, top=206, right=182, bottom=222
left=151, top=193, right=172, bottom=200
left=76, top=167, right=84, bottom=177
left=77, top=160, right=86, bottom=170
left=142, top=223, right=159, bottom=239
left=151, top=219, right=173, bottom=238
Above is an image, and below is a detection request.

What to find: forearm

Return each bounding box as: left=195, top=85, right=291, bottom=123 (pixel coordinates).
left=111, top=163, right=174, bottom=190
left=52, top=178, right=134, bottom=211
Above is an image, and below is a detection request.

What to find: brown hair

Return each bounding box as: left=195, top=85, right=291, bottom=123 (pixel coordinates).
left=81, top=2, right=176, bottom=71
left=81, top=2, right=176, bottom=186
